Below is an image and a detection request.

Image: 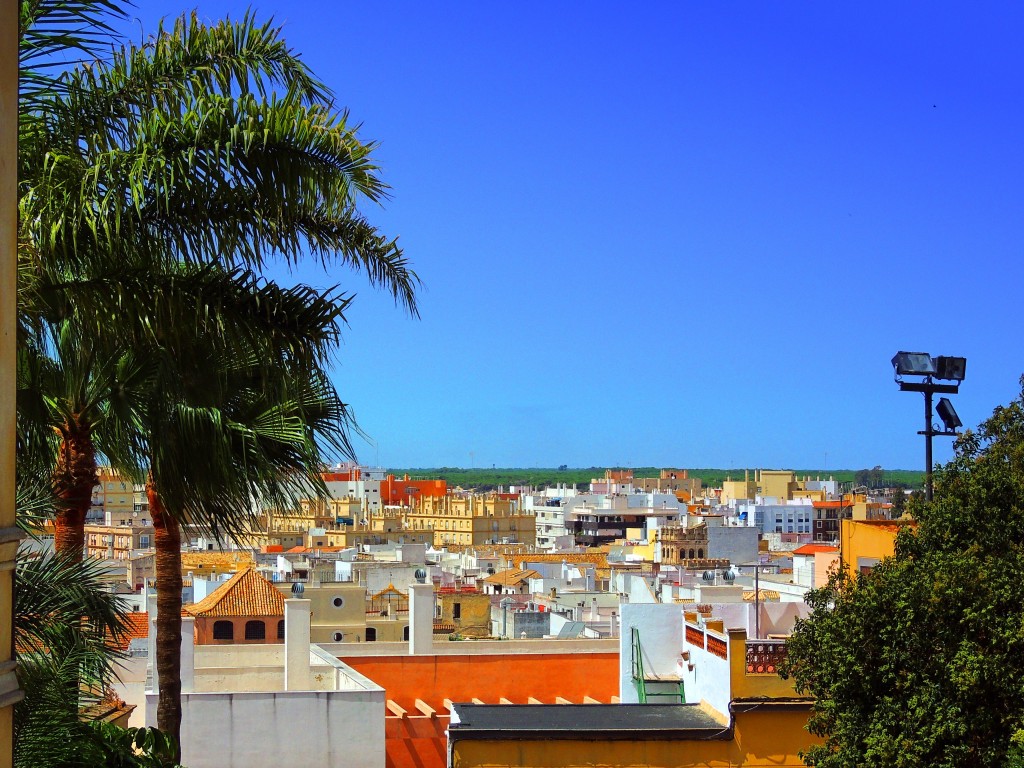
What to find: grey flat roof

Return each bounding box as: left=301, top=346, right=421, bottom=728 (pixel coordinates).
left=448, top=703, right=730, bottom=741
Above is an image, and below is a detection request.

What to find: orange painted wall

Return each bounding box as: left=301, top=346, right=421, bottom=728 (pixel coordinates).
left=352, top=651, right=618, bottom=768
left=381, top=476, right=449, bottom=505
left=345, top=651, right=618, bottom=711
left=193, top=615, right=283, bottom=645
left=386, top=715, right=450, bottom=768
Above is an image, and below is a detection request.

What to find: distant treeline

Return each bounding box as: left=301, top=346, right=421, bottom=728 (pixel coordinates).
left=386, top=467, right=926, bottom=492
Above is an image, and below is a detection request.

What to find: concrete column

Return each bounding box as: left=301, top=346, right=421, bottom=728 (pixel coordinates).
left=180, top=616, right=195, bottom=693
left=284, top=599, right=311, bottom=691
left=408, top=583, right=434, bottom=655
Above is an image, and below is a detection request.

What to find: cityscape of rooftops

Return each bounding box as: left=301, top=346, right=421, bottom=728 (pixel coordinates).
left=3, top=2, right=1023, bottom=768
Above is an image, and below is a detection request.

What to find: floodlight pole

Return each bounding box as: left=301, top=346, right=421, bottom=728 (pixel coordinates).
left=898, top=379, right=959, bottom=502
left=923, top=389, right=934, bottom=502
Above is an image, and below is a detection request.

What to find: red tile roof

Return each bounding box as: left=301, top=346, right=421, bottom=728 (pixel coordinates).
left=792, top=544, right=839, bottom=556
left=185, top=567, right=285, bottom=618
left=109, top=612, right=149, bottom=653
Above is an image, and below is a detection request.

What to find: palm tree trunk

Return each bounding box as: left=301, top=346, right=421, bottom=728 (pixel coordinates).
left=52, top=425, right=97, bottom=560
left=149, top=477, right=183, bottom=762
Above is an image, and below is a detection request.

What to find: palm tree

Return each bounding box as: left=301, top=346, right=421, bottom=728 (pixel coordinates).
left=13, top=547, right=129, bottom=767
left=17, top=322, right=150, bottom=560
left=18, top=9, right=418, bottom=340
left=145, top=332, right=354, bottom=753
left=18, top=5, right=421, bottom=759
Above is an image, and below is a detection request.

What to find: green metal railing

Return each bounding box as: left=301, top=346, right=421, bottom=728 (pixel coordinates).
left=631, top=627, right=685, bottom=704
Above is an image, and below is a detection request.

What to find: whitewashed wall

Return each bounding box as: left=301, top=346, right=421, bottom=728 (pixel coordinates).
left=618, top=603, right=684, bottom=703
left=155, top=688, right=385, bottom=768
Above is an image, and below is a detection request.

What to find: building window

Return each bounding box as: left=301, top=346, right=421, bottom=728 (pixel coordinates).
left=366, top=628, right=377, bottom=642
left=244, top=620, right=266, bottom=640
left=453, top=603, right=461, bottom=620
left=277, top=620, right=285, bottom=640
left=403, top=626, right=410, bottom=641
left=213, top=621, right=233, bottom=640
left=332, top=596, right=344, bottom=608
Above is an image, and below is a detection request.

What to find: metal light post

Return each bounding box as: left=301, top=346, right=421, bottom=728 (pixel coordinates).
left=892, top=352, right=966, bottom=501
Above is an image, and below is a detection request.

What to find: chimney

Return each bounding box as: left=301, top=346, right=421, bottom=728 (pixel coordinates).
left=284, top=595, right=311, bottom=690
left=408, top=570, right=433, bottom=655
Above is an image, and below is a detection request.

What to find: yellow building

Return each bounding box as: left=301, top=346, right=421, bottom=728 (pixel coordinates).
left=758, top=469, right=799, bottom=501
left=84, top=523, right=154, bottom=561
left=839, top=518, right=915, bottom=576
left=437, top=590, right=491, bottom=638
left=88, top=467, right=147, bottom=525
left=449, top=623, right=818, bottom=767
left=720, top=473, right=758, bottom=505
left=405, top=494, right=536, bottom=547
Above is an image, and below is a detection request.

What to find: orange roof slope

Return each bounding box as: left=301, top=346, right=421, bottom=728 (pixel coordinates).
left=792, top=544, right=839, bottom=556
left=185, top=567, right=285, bottom=618
left=108, top=612, right=149, bottom=653
left=481, top=568, right=540, bottom=587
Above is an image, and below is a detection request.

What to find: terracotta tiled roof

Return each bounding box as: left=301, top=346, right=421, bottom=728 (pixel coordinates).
left=743, top=590, right=781, bottom=602
left=113, top=612, right=149, bottom=652
left=185, top=567, right=285, bottom=618
left=792, top=544, right=839, bottom=556
left=180, top=551, right=254, bottom=575
left=481, top=568, right=540, bottom=587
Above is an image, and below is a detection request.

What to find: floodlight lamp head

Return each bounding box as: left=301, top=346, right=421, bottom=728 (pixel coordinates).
left=936, top=398, right=963, bottom=431
left=891, top=351, right=936, bottom=376
left=934, top=356, right=967, bottom=382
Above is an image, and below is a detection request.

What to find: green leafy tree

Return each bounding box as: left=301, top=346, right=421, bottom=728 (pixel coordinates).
left=889, top=488, right=906, bottom=518
left=781, top=378, right=1024, bottom=767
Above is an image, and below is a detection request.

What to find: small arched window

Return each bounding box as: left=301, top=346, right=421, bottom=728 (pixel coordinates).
left=277, top=620, right=285, bottom=640
left=244, top=620, right=266, bottom=641
left=697, top=548, right=704, bottom=559
left=213, top=620, right=233, bottom=640
left=688, top=548, right=695, bottom=560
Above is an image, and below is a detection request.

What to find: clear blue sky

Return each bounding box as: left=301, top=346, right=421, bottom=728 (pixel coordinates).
left=122, top=2, right=1023, bottom=471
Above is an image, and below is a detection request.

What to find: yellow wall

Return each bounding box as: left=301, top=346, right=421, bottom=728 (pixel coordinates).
left=305, top=583, right=371, bottom=643
left=450, top=706, right=816, bottom=767
left=727, top=629, right=798, bottom=700
left=440, top=593, right=492, bottom=637
left=721, top=480, right=757, bottom=505
left=759, top=470, right=796, bottom=501
left=840, top=519, right=911, bottom=576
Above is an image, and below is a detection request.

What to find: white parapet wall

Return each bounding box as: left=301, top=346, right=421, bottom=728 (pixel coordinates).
left=618, top=602, right=685, bottom=703
left=147, top=638, right=386, bottom=768
left=175, top=687, right=385, bottom=768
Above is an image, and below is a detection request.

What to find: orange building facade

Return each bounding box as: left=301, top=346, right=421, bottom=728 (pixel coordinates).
left=342, top=649, right=619, bottom=768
